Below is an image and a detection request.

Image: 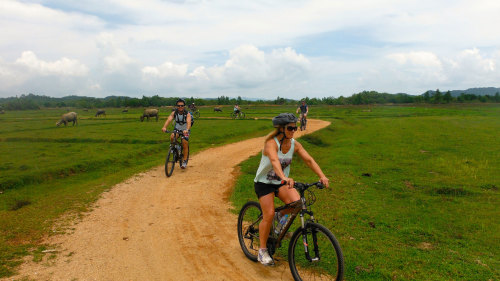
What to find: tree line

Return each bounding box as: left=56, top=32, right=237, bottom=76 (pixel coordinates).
left=1, top=90, right=499, bottom=110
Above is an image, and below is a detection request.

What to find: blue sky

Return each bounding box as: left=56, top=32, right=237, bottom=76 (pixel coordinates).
left=1, top=0, right=499, bottom=99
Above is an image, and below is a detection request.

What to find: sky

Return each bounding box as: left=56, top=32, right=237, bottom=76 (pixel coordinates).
left=1, top=0, right=499, bottom=99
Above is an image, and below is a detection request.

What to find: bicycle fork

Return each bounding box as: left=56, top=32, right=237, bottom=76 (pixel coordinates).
left=299, top=206, right=321, bottom=262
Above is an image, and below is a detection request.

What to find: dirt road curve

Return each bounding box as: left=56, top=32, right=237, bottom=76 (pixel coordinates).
left=8, top=119, right=330, bottom=281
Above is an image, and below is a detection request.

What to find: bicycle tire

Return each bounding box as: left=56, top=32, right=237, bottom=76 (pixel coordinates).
left=231, top=112, right=237, bottom=119
left=165, top=147, right=176, bottom=177
left=288, top=222, right=344, bottom=281
left=237, top=201, right=263, bottom=261
left=239, top=112, right=246, bottom=119
left=300, top=117, right=306, bottom=131
left=194, top=111, right=200, bottom=118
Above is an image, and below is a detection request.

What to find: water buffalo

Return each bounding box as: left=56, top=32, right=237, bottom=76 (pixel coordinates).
left=122, top=109, right=128, bottom=113
left=95, top=109, right=106, bottom=117
left=214, top=107, right=222, bottom=112
left=56, top=112, right=78, bottom=127
left=0, top=110, right=5, bottom=114
left=140, top=109, right=159, bottom=122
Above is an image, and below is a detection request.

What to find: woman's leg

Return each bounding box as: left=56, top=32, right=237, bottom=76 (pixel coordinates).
left=258, top=192, right=275, bottom=249
left=277, top=186, right=300, bottom=215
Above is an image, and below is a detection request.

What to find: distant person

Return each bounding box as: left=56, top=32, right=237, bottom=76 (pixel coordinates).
left=162, top=98, right=191, bottom=169
left=233, top=103, right=241, bottom=117
left=189, top=102, right=196, bottom=112
left=296, top=100, right=308, bottom=122
left=253, top=113, right=329, bottom=266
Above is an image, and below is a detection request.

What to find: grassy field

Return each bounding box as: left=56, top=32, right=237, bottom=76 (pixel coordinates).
left=1, top=104, right=499, bottom=279
left=0, top=106, right=273, bottom=277
left=231, top=104, right=500, bottom=281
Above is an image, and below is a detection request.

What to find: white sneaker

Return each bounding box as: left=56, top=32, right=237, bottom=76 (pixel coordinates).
left=257, top=248, right=274, bottom=266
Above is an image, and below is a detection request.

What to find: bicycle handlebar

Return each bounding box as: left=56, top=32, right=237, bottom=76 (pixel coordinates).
left=281, top=180, right=325, bottom=191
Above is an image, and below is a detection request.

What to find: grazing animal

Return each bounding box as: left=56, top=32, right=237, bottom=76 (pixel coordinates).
left=83, top=109, right=89, bottom=112
left=140, top=108, right=159, bottom=122
left=56, top=112, right=78, bottom=127
left=0, top=110, right=5, bottom=114
left=214, top=107, right=222, bottom=112
left=122, top=109, right=128, bottom=113
left=95, top=109, right=106, bottom=117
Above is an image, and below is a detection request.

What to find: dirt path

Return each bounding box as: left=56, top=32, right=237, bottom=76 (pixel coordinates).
left=8, top=119, right=330, bottom=281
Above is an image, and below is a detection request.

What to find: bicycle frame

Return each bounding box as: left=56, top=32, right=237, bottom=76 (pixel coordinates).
left=166, top=130, right=188, bottom=158
left=263, top=182, right=322, bottom=261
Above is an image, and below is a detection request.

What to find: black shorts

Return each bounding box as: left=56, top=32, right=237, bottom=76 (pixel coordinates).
left=254, top=181, right=283, bottom=198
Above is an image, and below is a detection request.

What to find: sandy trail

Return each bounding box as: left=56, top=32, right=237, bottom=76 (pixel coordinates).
left=8, top=119, right=330, bottom=281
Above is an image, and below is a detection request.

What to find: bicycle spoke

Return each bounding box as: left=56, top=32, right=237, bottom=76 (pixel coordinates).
left=289, top=223, right=343, bottom=281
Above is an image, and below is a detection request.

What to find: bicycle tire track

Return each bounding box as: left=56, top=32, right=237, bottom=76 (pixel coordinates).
left=6, top=119, right=330, bottom=281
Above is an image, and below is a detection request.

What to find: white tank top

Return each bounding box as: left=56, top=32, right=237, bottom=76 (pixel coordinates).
left=254, top=137, right=295, bottom=185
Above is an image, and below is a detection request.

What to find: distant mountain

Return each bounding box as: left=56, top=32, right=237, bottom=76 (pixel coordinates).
left=424, top=87, right=500, bottom=97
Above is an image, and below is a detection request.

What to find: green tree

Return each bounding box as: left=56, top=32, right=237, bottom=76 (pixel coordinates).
left=443, top=91, right=452, bottom=103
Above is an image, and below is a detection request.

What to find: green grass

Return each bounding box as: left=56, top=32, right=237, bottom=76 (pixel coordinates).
left=0, top=108, right=274, bottom=277
left=1, top=104, right=499, bottom=278
left=231, top=104, right=500, bottom=281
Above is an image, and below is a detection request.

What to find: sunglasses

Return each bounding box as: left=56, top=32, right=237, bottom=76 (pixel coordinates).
left=286, top=126, right=298, bottom=131
left=177, top=104, right=185, bottom=107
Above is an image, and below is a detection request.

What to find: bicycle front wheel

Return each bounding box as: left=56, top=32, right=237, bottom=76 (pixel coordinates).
left=288, top=222, right=344, bottom=281
left=237, top=201, right=263, bottom=261
left=179, top=142, right=190, bottom=168
left=239, top=112, right=246, bottom=119
left=194, top=111, right=200, bottom=118
left=165, top=148, right=176, bottom=177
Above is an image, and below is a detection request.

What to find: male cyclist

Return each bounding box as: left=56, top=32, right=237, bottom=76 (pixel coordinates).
left=162, top=98, right=192, bottom=169
left=189, top=102, right=196, bottom=112
left=233, top=103, right=241, bottom=117
left=296, top=100, right=308, bottom=129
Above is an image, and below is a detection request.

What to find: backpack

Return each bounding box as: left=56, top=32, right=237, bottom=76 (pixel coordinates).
left=174, top=110, right=194, bottom=127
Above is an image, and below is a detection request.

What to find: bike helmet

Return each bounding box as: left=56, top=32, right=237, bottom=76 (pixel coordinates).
left=272, top=113, right=298, bottom=127
left=176, top=98, right=186, bottom=105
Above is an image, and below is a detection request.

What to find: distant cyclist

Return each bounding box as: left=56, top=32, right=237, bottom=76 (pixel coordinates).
left=254, top=113, right=329, bottom=265
left=162, top=98, right=192, bottom=169
left=233, top=103, right=241, bottom=117
left=296, top=100, right=308, bottom=125
left=189, top=102, right=196, bottom=112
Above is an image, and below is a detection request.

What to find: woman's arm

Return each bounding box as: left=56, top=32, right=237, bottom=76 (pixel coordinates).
left=264, top=139, right=295, bottom=188
left=295, top=141, right=329, bottom=187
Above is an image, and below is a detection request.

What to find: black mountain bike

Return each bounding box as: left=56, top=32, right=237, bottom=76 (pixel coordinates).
left=164, top=129, right=190, bottom=177
left=231, top=111, right=246, bottom=119
left=237, top=181, right=344, bottom=281
left=300, top=114, right=307, bottom=131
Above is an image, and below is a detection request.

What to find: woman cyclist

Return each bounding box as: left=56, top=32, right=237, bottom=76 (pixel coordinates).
left=254, top=113, right=330, bottom=265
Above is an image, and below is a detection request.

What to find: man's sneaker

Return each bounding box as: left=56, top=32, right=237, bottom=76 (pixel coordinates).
left=258, top=248, right=274, bottom=266
left=181, top=160, right=187, bottom=169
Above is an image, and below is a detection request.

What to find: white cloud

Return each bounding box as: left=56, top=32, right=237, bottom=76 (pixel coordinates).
left=15, top=51, right=89, bottom=76
left=142, top=62, right=188, bottom=78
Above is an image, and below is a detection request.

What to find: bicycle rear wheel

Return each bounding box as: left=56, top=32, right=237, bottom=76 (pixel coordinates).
left=288, top=222, right=344, bottom=281
left=237, top=201, right=263, bottom=261
left=165, top=147, right=176, bottom=177
left=231, top=112, right=237, bottom=119
left=194, top=111, right=200, bottom=118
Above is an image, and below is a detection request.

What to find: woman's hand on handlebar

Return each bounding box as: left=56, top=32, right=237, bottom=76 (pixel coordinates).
left=282, top=177, right=295, bottom=189
left=162, top=127, right=167, bottom=133
left=319, top=176, right=329, bottom=188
